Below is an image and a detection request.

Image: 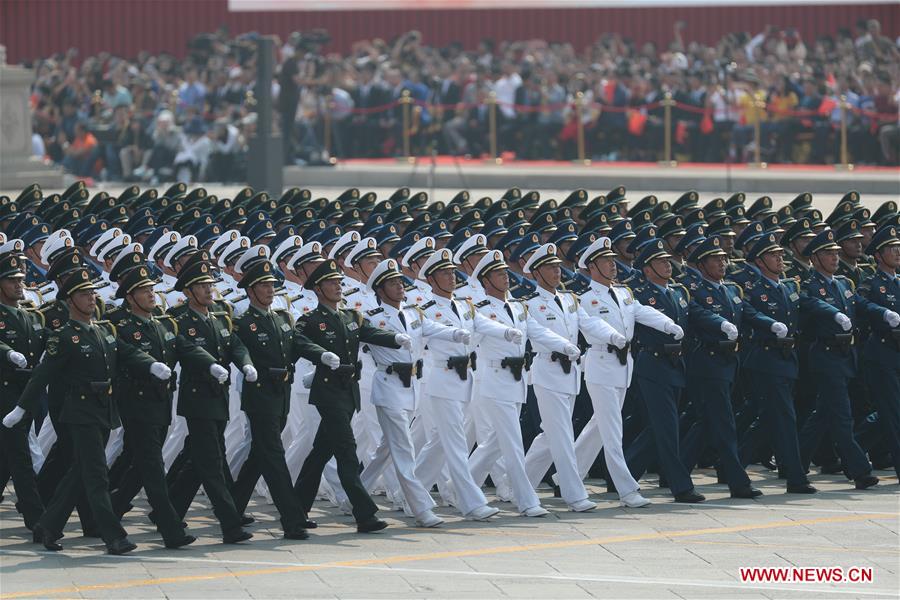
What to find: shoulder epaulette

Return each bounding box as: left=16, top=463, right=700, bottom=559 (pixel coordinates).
left=420, top=300, right=436, bottom=310
left=366, top=306, right=385, bottom=316
left=474, top=299, right=490, bottom=308
left=27, top=309, right=46, bottom=327
left=155, top=314, right=179, bottom=335
left=95, top=320, right=117, bottom=337
left=211, top=311, right=233, bottom=332
left=724, top=281, right=744, bottom=298
left=672, top=282, right=691, bottom=302
left=344, top=287, right=360, bottom=295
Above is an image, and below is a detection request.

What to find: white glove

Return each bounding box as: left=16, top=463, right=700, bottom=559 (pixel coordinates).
left=302, top=371, right=315, bottom=389
left=149, top=362, right=172, bottom=381
left=504, top=328, right=524, bottom=344
left=2, top=406, right=25, bottom=428
left=242, top=365, right=258, bottom=382
left=884, top=310, right=900, bottom=328
left=664, top=322, right=685, bottom=340
left=721, top=321, right=739, bottom=341
left=610, top=332, right=628, bottom=350
left=452, top=328, right=471, bottom=345
left=770, top=322, right=788, bottom=339
left=321, top=351, right=340, bottom=370
left=6, top=351, right=27, bottom=369
left=834, top=312, right=852, bottom=332
left=563, top=343, right=581, bottom=360
left=209, top=363, right=229, bottom=384
left=395, top=333, right=412, bottom=350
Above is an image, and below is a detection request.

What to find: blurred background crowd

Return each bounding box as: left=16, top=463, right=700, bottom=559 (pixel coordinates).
left=22, top=18, right=900, bottom=183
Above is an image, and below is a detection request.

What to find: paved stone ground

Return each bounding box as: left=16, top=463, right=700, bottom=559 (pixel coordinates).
left=1, top=467, right=897, bottom=599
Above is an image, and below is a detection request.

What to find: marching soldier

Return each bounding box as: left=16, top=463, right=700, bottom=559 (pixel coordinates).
left=572, top=237, right=683, bottom=507
left=4, top=267, right=172, bottom=554
left=292, top=259, right=402, bottom=533
left=0, top=254, right=46, bottom=532
left=231, top=260, right=314, bottom=540
left=166, top=261, right=256, bottom=543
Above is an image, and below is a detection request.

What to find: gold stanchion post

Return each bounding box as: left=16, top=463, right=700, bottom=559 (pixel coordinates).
left=399, top=89, right=414, bottom=164
left=574, top=92, right=591, bottom=165
left=486, top=91, right=502, bottom=164
left=834, top=94, right=854, bottom=171
left=323, top=94, right=336, bottom=164
left=657, top=91, right=677, bottom=167
left=748, top=97, right=767, bottom=169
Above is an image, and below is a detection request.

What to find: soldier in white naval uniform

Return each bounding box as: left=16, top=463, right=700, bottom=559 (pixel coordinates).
left=359, top=259, right=464, bottom=527
left=467, top=250, right=563, bottom=517
left=414, top=248, right=522, bottom=520
left=148, top=231, right=182, bottom=314
left=574, top=237, right=684, bottom=508
left=522, top=243, right=627, bottom=512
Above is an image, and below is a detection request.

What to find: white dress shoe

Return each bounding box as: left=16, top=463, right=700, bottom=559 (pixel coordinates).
left=569, top=499, right=597, bottom=512
left=522, top=506, right=550, bottom=517
left=465, top=505, right=500, bottom=521
left=415, top=510, right=444, bottom=528
left=620, top=491, right=651, bottom=508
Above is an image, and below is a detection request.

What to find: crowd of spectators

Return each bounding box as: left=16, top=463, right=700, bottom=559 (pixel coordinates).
left=24, top=18, right=900, bottom=182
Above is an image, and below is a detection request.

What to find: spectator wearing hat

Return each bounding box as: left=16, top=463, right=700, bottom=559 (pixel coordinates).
left=166, top=261, right=256, bottom=544
left=292, top=259, right=402, bottom=533
left=572, top=237, right=683, bottom=508
left=6, top=268, right=171, bottom=554
left=858, top=227, right=900, bottom=479
left=520, top=243, right=625, bottom=512
left=796, top=229, right=895, bottom=490
left=0, top=253, right=46, bottom=534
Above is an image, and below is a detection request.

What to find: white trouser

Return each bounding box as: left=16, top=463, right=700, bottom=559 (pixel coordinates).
left=574, top=384, right=640, bottom=497
left=414, top=394, right=488, bottom=515
left=361, top=406, right=436, bottom=517
left=469, top=400, right=540, bottom=512
left=470, top=388, right=508, bottom=487
left=524, top=384, right=589, bottom=505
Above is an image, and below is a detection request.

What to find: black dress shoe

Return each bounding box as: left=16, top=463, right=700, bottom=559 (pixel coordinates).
left=107, top=537, right=137, bottom=555
left=284, top=529, right=309, bottom=540
left=223, top=528, right=253, bottom=544
left=304, top=519, right=318, bottom=529
left=39, top=528, right=63, bottom=551
left=164, top=534, right=197, bottom=549
left=674, top=491, right=706, bottom=503
left=786, top=483, right=818, bottom=494
left=761, top=457, right=777, bottom=471
left=730, top=486, right=763, bottom=499
left=240, top=514, right=255, bottom=526
left=855, top=475, right=879, bottom=490
left=356, top=518, right=388, bottom=533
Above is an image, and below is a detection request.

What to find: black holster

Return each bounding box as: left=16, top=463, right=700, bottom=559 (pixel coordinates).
left=524, top=351, right=535, bottom=372
left=447, top=355, right=470, bottom=381
left=88, top=380, right=112, bottom=394
left=469, top=351, right=477, bottom=372
left=550, top=351, right=573, bottom=374
left=500, top=356, right=526, bottom=381
left=387, top=362, right=415, bottom=388
left=662, top=343, right=683, bottom=368
left=764, top=337, right=795, bottom=359
left=607, top=342, right=630, bottom=366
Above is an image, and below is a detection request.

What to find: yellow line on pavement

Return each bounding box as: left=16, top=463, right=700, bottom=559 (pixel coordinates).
left=686, top=539, right=900, bottom=555
left=1, top=512, right=888, bottom=599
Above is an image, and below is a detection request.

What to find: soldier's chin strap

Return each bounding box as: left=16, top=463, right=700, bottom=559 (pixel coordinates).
left=533, top=266, right=555, bottom=292
left=128, top=290, right=154, bottom=315
left=759, top=254, right=780, bottom=279
left=648, top=261, right=669, bottom=284
left=481, top=272, right=503, bottom=296
left=591, top=258, right=615, bottom=286
left=429, top=271, right=455, bottom=297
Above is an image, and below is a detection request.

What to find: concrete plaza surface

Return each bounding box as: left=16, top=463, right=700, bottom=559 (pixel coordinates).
left=1, top=468, right=898, bottom=599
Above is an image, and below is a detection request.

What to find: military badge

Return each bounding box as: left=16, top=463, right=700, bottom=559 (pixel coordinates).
left=760, top=294, right=767, bottom=302
left=319, top=323, right=327, bottom=331
left=133, top=332, right=141, bottom=341
left=188, top=328, right=196, bottom=336
left=249, top=323, right=257, bottom=332
left=71, top=335, right=79, bottom=343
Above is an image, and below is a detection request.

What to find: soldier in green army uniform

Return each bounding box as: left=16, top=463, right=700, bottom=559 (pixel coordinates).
left=166, top=260, right=255, bottom=544
left=231, top=260, right=314, bottom=540
left=108, top=266, right=221, bottom=549
left=5, top=267, right=172, bottom=554
left=0, top=254, right=46, bottom=532
left=292, top=259, right=405, bottom=533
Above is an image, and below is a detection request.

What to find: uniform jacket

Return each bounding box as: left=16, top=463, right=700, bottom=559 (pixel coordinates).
left=859, top=269, right=900, bottom=370
left=741, top=275, right=803, bottom=378
left=0, top=303, right=46, bottom=409
left=579, top=281, right=675, bottom=388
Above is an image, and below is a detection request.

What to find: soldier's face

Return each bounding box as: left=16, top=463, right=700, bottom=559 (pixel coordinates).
left=878, top=245, right=900, bottom=270
left=719, top=236, right=735, bottom=255
left=378, top=277, right=406, bottom=305
left=648, top=257, right=673, bottom=280
left=591, top=256, right=617, bottom=282
left=317, top=278, right=343, bottom=303
left=840, top=239, right=863, bottom=259
left=792, top=237, right=812, bottom=258
left=0, top=277, right=26, bottom=302
left=189, top=282, right=214, bottom=307
left=69, top=288, right=97, bottom=315
left=251, top=281, right=275, bottom=308
left=129, top=284, right=157, bottom=313
left=484, top=268, right=509, bottom=293
left=760, top=250, right=785, bottom=274
left=535, top=263, right=562, bottom=289
left=702, top=255, right=728, bottom=280
left=814, top=249, right=840, bottom=274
